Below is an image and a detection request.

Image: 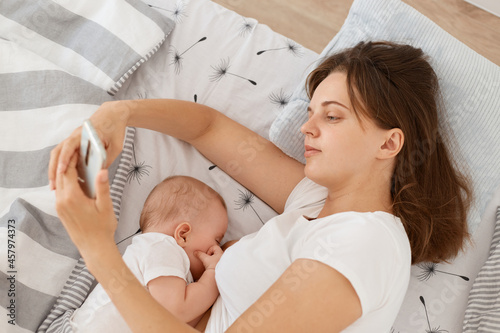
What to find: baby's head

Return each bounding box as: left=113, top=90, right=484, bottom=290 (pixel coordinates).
left=140, top=176, right=228, bottom=280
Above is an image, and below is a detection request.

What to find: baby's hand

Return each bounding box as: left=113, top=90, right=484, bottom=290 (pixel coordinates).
left=195, top=245, right=223, bottom=271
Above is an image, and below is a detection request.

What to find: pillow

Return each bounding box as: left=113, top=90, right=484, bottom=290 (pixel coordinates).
left=112, top=0, right=318, bottom=239
left=268, top=0, right=500, bottom=235
left=0, top=0, right=175, bottom=95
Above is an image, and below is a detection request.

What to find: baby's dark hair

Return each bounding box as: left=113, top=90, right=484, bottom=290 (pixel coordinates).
left=139, top=175, right=226, bottom=232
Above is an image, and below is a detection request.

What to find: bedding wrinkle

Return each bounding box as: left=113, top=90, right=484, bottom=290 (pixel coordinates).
left=0, top=14, right=116, bottom=89
left=54, top=0, right=170, bottom=54
left=1, top=0, right=142, bottom=82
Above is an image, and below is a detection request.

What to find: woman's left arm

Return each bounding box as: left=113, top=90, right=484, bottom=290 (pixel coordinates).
left=227, top=259, right=362, bottom=333
left=226, top=259, right=362, bottom=333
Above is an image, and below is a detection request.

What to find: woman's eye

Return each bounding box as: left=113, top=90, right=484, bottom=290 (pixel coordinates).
left=327, top=116, right=339, bottom=121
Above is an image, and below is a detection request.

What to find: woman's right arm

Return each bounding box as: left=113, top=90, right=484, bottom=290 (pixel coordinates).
left=49, top=99, right=304, bottom=213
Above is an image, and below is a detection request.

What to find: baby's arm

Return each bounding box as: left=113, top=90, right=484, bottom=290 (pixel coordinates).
left=147, top=245, right=222, bottom=326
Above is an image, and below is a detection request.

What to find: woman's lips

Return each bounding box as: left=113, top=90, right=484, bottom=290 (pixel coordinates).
left=304, top=145, right=321, bottom=158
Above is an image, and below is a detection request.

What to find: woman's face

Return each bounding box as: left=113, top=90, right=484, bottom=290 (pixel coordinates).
left=301, top=72, right=389, bottom=190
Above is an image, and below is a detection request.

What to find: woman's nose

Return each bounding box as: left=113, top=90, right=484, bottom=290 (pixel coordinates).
left=300, top=116, right=318, bottom=137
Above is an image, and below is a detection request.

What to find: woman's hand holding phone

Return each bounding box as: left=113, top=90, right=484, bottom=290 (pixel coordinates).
left=48, top=101, right=129, bottom=190
left=55, top=153, right=117, bottom=259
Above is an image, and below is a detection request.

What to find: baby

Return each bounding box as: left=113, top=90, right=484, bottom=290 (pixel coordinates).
left=70, top=175, right=228, bottom=332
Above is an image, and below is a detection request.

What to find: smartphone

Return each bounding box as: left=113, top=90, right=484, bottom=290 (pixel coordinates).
left=77, top=120, right=107, bottom=198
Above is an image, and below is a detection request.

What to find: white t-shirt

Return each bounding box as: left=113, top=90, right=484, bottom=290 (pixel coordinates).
left=71, top=232, right=193, bottom=333
left=206, top=177, right=411, bottom=332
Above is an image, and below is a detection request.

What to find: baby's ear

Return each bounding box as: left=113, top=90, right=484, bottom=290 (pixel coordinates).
left=173, top=222, right=192, bottom=247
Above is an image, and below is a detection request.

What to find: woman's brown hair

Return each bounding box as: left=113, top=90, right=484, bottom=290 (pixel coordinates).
left=306, top=41, right=473, bottom=264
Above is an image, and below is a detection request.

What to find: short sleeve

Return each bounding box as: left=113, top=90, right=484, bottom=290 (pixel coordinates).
left=292, top=212, right=411, bottom=315
left=141, top=237, right=191, bottom=286
left=284, top=177, right=328, bottom=212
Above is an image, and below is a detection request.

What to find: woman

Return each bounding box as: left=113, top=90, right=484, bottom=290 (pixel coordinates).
left=50, top=41, right=472, bottom=332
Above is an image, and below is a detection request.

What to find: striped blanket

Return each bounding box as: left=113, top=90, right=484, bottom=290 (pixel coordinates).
left=464, top=206, right=500, bottom=332
left=0, top=1, right=174, bottom=332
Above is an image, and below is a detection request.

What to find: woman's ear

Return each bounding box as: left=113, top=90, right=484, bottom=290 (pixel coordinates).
left=173, top=222, right=192, bottom=248
left=379, top=128, right=404, bottom=159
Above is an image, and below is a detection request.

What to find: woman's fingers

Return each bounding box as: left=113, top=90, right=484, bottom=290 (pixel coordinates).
left=48, top=144, right=62, bottom=190
left=49, top=127, right=82, bottom=189
left=55, top=153, right=84, bottom=232
left=57, top=129, right=81, bottom=174
left=55, top=153, right=79, bottom=197
left=95, top=169, right=113, bottom=213
left=64, top=153, right=80, bottom=186
left=52, top=145, right=64, bottom=191
left=54, top=149, right=65, bottom=193
left=55, top=154, right=117, bottom=252
left=50, top=102, right=129, bottom=190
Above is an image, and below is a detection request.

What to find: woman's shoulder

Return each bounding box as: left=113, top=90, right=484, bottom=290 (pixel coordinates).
left=284, top=177, right=328, bottom=212
left=310, top=211, right=409, bottom=248
left=293, top=211, right=411, bottom=267
left=292, top=211, right=411, bottom=317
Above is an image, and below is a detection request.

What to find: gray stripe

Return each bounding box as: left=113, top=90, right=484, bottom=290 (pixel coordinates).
left=110, top=127, right=136, bottom=222
left=0, top=140, right=120, bottom=189
left=0, top=270, right=56, bottom=331
left=463, top=206, right=500, bottom=332
left=0, top=71, right=111, bottom=111
left=0, top=198, right=80, bottom=259
left=107, top=151, right=122, bottom=186
left=1, top=0, right=142, bottom=81
left=0, top=146, right=53, bottom=188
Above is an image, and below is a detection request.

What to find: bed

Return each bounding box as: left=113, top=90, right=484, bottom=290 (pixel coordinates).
left=1, top=0, right=499, bottom=332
